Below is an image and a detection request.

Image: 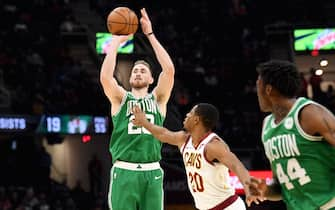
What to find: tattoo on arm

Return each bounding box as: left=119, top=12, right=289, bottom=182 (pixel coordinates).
left=322, top=116, right=335, bottom=135
left=318, top=109, right=335, bottom=146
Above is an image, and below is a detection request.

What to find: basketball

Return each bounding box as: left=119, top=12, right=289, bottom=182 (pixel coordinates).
left=107, top=7, right=139, bottom=35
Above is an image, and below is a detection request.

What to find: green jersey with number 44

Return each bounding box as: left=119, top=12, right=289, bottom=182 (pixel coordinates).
left=110, top=92, right=164, bottom=164
left=262, top=97, right=335, bottom=210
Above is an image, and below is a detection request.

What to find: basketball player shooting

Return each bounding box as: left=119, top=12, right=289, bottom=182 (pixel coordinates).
left=100, top=7, right=175, bottom=210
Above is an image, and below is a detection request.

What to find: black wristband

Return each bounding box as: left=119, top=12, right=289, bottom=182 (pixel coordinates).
left=146, top=32, right=154, bottom=36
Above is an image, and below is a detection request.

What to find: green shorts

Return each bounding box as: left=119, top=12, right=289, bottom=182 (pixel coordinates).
left=108, top=161, right=164, bottom=210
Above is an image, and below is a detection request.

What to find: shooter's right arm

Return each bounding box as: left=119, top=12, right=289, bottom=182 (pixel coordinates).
left=100, top=35, right=127, bottom=104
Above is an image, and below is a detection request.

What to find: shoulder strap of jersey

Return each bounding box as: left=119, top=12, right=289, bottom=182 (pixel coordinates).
left=112, top=92, right=130, bottom=117
left=201, top=132, right=218, bottom=145
left=180, top=135, right=191, bottom=154
left=293, top=98, right=323, bottom=141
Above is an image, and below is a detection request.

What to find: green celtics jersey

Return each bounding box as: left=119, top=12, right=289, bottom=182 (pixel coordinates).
left=262, top=97, right=335, bottom=210
left=110, top=92, right=164, bottom=164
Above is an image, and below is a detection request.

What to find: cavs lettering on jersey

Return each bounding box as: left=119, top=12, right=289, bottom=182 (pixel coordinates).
left=110, top=92, right=164, bottom=164
left=180, top=132, right=235, bottom=210
left=262, top=97, right=335, bottom=210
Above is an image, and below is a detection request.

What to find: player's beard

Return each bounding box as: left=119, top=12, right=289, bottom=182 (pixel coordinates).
left=130, top=80, right=148, bottom=89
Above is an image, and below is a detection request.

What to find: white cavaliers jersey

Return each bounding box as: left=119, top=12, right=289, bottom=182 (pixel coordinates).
left=180, top=132, right=236, bottom=210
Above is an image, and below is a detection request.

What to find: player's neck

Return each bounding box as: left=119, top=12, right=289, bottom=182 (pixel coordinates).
left=191, top=128, right=211, bottom=146
left=272, top=97, right=297, bottom=123
left=131, top=88, right=149, bottom=99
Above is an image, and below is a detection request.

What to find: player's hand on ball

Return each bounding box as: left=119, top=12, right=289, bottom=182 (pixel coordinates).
left=140, top=8, right=153, bottom=35
left=112, top=35, right=131, bottom=44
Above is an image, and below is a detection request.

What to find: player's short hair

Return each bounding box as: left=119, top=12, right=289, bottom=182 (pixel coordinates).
left=194, top=103, right=219, bottom=130
left=133, top=60, right=152, bottom=75
left=256, top=60, right=301, bottom=98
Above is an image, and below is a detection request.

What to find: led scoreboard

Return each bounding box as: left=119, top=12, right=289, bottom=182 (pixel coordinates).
left=0, top=115, right=39, bottom=133
left=37, top=115, right=109, bottom=134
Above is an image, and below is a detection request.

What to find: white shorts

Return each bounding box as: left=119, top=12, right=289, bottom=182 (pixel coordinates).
left=224, top=196, right=246, bottom=210
left=200, top=196, right=246, bottom=210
